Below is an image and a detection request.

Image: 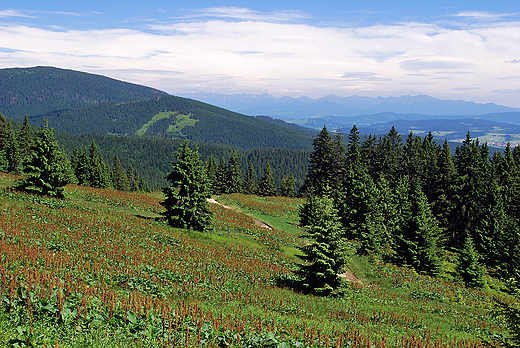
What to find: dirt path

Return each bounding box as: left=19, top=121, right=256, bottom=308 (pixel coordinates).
left=207, top=198, right=272, bottom=230
left=337, top=269, right=363, bottom=285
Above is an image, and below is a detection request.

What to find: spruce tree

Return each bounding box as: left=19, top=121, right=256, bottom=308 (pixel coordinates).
left=280, top=174, right=296, bottom=197
left=257, top=162, right=276, bottom=197
left=243, top=162, right=258, bottom=195
left=307, top=126, right=335, bottom=196
left=71, top=148, right=91, bottom=186
left=161, top=141, right=213, bottom=232
left=457, top=236, right=486, bottom=288
left=298, top=195, right=347, bottom=296
left=214, top=158, right=227, bottom=194
left=88, top=140, right=112, bottom=188
left=393, top=180, right=442, bottom=276
left=15, top=124, right=74, bottom=199
left=204, top=156, right=217, bottom=194
left=227, top=149, right=242, bottom=193
left=16, top=115, right=34, bottom=172
left=111, top=154, right=129, bottom=191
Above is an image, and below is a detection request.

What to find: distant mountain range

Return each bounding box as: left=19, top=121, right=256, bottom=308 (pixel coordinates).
left=0, top=67, right=313, bottom=151
left=2, top=66, right=520, bottom=150
left=180, top=92, right=520, bottom=120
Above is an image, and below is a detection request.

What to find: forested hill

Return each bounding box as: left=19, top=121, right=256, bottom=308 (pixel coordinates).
left=0, top=66, right=167, bottom=121
left=30, top=95, right=314, bottom=150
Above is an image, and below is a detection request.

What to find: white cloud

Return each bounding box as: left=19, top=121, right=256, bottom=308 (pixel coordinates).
left=1, top=10, right=520, bottom=106
left=182, top=6, right=308, bottom=23
left=452, top=11, right=519, bottom=20
left=0, top=9, right=34, bottom=18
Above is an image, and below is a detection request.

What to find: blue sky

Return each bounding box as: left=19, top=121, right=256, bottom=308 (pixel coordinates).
left=1, top=1, right=520, bottom=106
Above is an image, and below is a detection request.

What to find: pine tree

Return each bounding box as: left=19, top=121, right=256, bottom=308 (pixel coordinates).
left=15, top=123, right=74, bottom=199
left=243, top=162, right=258, bottom=195
left=257, top=162, right=276, bottom=197
left=298, top=195, right=347, bottom=296
left=111, top=154, right=129, bottom=191
left=161, top=141, right=213, bottom=232
left=457, top=236, right=486, bottom=288
left=279, top=174, right=296, bottom=197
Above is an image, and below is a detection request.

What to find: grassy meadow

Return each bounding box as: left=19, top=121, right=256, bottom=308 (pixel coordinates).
left=0, top=172, right=509, bottom=347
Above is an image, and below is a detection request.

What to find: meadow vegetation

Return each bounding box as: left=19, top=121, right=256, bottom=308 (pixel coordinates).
left=0, top=172, right=511, bottom=347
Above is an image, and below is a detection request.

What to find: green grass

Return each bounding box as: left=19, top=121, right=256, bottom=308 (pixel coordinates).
left=0, top=174, right=511, bottom=347
left=135, top=111, right=198, bottom=136
left=136, top=111, right=177, bottom=136
left=166, top=113, right=198, bottom=136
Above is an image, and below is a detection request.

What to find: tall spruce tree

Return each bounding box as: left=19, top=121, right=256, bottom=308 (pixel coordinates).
left=298, top=195, right=347, bottom=296
left=457, top=236, right=486, bottom=288
left=280, top=174, right=296, bottom=197
left=243, top=162, right=258, bottom=195
left=16, top=115, right=34, bottom=171
left=257, top=162, right=276, bottom=197
left=161, top=141, right=213, bottom=232
left=214, top=158, right=228, bottom=195
left=227, top=149, right=242, bottom=193
left=88, top=140, right=112, bottom=188
left=204, top=156, right=217, bottom=194
left=393, top=179, right=442, bottom=276
left=111, top=154, right=129, bottom=191
left=307, top=126, right=335, bottom=196
left=15, top=123, right=74, bottom=199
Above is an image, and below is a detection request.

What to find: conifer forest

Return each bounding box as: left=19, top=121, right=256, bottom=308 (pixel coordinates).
left=0, top=109, right=519, bottom=347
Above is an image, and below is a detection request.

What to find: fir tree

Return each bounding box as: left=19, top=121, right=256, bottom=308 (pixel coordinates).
left=161, top=141, right=213, bottom=232
left=15, top=123, right=74, bottom=199
left=298, top=195, right=347, bottom=296
left=257, top=162, right=276, bottom=197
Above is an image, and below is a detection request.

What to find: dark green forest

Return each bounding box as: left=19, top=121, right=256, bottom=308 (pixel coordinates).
left=0, top=115, right=310, bottom=192
left=1, top=66, right=167, bottom=121
left=298, top=125, right=520, bottom=295
left=28, top=95, right=314, bottom=150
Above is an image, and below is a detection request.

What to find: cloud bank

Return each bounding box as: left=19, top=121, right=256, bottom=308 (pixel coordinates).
left=0, top=7, right=519, bottom=106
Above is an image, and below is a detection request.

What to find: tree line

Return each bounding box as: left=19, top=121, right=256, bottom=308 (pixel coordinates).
left=0, top=114, right=149, bottom=195
left=298, top=125, right=520, bottom=295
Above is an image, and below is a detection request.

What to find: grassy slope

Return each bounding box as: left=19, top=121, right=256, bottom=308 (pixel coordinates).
left=0, top=173, right=508, bottom=347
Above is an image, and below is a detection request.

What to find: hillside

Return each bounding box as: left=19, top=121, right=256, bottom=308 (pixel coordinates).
left=0, top=66, right=167, bottom=121
left=30, top=95, right=314, bottom=150
left=0, top=173, right=509, bottom=347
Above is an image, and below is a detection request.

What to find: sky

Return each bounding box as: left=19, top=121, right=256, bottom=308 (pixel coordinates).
left=1, top=1, right=520, bottom=107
